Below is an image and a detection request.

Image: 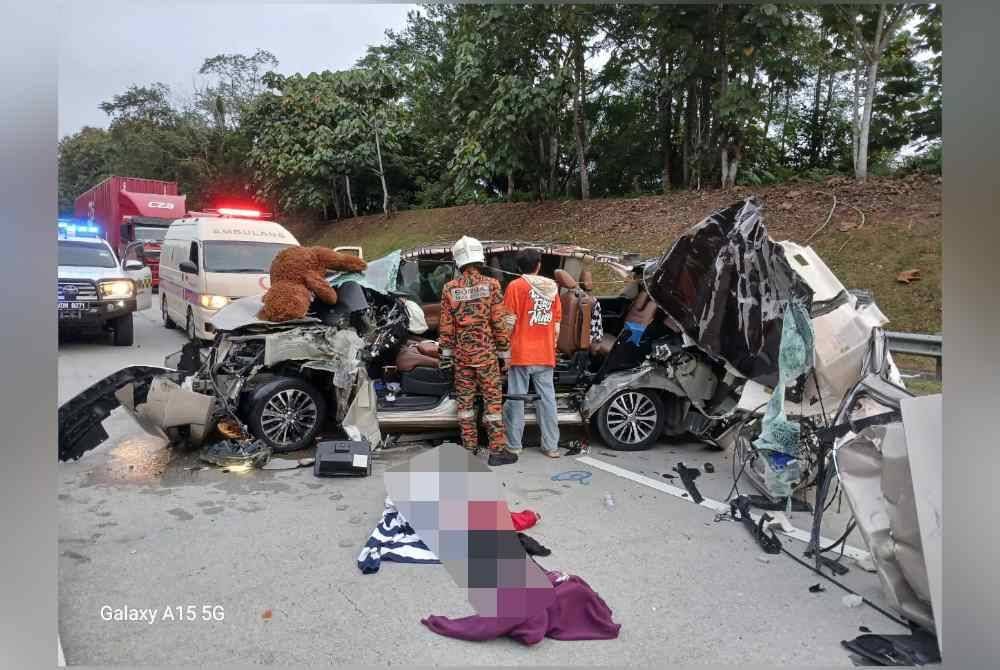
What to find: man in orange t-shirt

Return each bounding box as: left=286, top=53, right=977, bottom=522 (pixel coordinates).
left=502, top=249, right=562, bottom=458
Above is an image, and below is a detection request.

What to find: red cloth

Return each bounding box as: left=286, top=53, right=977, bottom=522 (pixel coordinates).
left=421, top=571, right=621, bottom=645
left=510, top=509, right=539, bottom=531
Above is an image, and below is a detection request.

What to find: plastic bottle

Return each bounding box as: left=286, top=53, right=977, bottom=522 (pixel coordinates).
left=603, top=493, right=615, bottom=510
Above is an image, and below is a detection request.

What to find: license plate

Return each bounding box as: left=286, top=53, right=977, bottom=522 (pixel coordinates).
left=59, top=310, right=82, bottom=319
left=58, top=301, right=86, bottom=309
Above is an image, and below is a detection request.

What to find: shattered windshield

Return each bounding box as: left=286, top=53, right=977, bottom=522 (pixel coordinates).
left=329, top=249, right=402, bottom=294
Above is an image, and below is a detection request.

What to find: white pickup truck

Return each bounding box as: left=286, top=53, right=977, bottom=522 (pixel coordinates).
left=58, top=233, right=153, bottom=346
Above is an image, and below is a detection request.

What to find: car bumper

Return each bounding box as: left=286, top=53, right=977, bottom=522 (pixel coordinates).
left=58, top=298, right=137, bottom=328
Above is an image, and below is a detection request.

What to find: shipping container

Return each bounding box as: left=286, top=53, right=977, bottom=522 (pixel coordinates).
left=73, top=176, right=187, bottom=288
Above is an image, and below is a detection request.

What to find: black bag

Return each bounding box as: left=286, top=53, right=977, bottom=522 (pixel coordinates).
left=313, top=440, right=372, bottom=477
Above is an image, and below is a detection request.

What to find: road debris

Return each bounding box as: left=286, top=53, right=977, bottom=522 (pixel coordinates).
left=200, top=439, right=271, bottom=469
left=842, top=594, right=864, bottom=608
left=809, top=583, right=826, bottom=593
left=896, top=269, right=922, bottom=284
left=673, top=463, right=703, bottom=504
left=703, top=462, right=715, bottom=473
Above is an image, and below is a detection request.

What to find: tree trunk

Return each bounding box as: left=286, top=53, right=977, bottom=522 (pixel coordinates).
left=780, top=86, right=791, bottom=157
left=374, top=127, right=390, bottom=215
left=572, top=37, right=589, bottom=200
left=657, top=53, right=674, bottom=194
left=718, top=4, right=730, bottom=188
left=684, top=80, right=697, bottom=187
left=856, top=58, right=879, bottom=181
left=345, top=175, right=357, bottom=217
left=763, top=81, right=776, bottom=140
left=809, top=66, right=824, bottom=167
left=506, top=170, right=514, bottom=202
left=818, top=70, right=836, bottom=165
left=851, top=64, right=862, bottom=174
left=538, top=135, right=547, bottom=197
left=331, top=176, right=341, bottom=220
left=549, top=135, right=559, bottom=197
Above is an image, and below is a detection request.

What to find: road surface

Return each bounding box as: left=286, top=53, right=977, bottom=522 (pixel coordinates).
left=57, top=305, right=907, bottom=666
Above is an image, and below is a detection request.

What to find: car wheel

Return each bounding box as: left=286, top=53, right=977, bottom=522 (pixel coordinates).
left=112, top=313, right=134, bottom=346
left=247, top=377, right=327, bottom=452
left=185, top=308, right=198, bottom=342
left=162, top=295, right=176, bottom=329
left=596, top=389, right=665, bottom=451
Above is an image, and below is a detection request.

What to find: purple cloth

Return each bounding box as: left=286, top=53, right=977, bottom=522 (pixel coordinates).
left=421, top=571, right=621, bottom=645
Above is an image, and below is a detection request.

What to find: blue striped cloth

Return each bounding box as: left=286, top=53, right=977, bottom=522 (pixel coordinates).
left=357, top=497, right=440, bottom=574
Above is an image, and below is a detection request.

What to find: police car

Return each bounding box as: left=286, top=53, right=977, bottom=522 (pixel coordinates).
left=58, top=220, right=153, bottom=346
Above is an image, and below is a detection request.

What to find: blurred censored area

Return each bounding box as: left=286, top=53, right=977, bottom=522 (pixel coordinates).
left=384, top=443, right=555, bottom=619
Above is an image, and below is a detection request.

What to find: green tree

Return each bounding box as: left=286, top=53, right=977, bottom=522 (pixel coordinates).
left=57, top=127, right=115, bottom=215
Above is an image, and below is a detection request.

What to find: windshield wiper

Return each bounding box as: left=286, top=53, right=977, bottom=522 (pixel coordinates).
left=209, top=268, right=266, bottom=274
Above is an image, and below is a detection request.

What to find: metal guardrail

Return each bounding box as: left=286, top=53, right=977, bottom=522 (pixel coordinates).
left=885, top=331, right=942, bottom=379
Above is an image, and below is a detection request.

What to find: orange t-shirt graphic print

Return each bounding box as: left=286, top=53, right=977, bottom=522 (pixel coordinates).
left=504, top=276, right=562, bottom=367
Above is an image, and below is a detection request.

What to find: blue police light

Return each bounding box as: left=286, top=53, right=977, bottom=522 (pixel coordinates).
left=58, top=220, right=101, bottom=237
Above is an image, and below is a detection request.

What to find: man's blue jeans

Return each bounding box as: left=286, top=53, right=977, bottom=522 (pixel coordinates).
left=503, top=365, right=560, bottom=454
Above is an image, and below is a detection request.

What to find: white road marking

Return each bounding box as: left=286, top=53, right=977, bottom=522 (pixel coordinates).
left=576, top=455, right=871, bottom=562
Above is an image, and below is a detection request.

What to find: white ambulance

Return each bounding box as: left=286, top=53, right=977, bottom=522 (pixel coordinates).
left=159, top=208, right=299, bottom=341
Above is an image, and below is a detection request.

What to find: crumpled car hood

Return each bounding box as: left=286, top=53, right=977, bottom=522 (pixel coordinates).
left=644, top=197, right=814, bottom=386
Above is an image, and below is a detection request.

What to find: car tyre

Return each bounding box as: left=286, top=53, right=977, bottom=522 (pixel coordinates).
left=246, top=376, right=327, bottom=453
left=112, top=313, right=134, bottom=346
left=162, top=295, right=176, bottom=329
left=596, top=388, right=665, bottom=451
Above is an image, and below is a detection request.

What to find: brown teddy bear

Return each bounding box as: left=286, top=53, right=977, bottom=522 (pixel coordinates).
left=258, top=246, right=368, bottom=322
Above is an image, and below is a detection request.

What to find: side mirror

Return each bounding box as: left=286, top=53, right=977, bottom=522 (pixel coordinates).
left=124, top=260, right=144, bottom=271
left=179, top=260, right=199, bottom=275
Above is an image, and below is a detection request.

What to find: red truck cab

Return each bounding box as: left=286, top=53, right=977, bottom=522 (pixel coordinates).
left=74, top=176, right=187, bottom=290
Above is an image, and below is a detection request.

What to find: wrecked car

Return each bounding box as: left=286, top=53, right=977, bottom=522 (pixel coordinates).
left=59, top=197, right=901, bottom=490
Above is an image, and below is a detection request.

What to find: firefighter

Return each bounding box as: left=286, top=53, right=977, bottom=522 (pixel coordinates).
left=438, top=236, right=518, bottom=466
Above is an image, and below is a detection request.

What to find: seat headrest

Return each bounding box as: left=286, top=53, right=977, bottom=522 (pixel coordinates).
left=553, top=269, right=578, bottom=290
left=579, top=269, right=593, bottom=292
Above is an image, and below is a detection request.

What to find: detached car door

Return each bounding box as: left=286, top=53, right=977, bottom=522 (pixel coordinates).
left=123, top=243, right=154, bottom=310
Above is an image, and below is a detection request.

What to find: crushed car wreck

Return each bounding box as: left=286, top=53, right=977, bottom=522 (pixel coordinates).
left=58, top=197, right=902, bottom=471
left=57, top=195, right=941, bottom=645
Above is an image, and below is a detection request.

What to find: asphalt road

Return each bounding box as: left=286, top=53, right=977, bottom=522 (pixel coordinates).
left=58, top=305, right=908, bottom=666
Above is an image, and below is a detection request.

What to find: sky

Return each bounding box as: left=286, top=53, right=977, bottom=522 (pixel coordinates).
left=58, top=2, right=418, bottom=137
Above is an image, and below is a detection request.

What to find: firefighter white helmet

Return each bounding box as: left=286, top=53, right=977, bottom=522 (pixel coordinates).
left=452, top=236, right=485, bottom=269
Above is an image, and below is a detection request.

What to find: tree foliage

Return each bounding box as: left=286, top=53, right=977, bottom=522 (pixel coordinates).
left=59, top=5, right=941, bottom=218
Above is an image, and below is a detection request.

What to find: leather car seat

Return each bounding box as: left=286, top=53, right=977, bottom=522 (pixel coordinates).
left=554, top=270, right=594, bottom=355
left=589, top=285, right=658, bottom=357
left=396, top=342, right=440, bottom=372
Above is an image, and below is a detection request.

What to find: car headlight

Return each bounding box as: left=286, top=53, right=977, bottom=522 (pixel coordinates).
left=199, top=294, right=230, bottom=310
left=97, top=279, right=135, bottom=299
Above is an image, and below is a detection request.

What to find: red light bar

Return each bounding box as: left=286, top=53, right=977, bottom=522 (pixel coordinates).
left=217, top=207, right=262, bottom=218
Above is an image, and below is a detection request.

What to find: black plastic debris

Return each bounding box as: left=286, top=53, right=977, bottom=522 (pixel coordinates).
left=314, top=440, right=372, bottom=477
left=58, top=365, right=177, bottom=461
left=645, top=198, right=814, bottom=387
left=518, top=533, right=551, bottom=557
left=200, top=439, right=271, bottom=469
left=562, top=440, right=586, bottom=456
left=730, top=495, right=783, bottom=554
left=840, top=631, right=941, bottom=667
left=703, top=462, right=715, bottom=473
left=748, top=494, right=812, bottom=513
left=809, top=583, right=826, bottom=593
left=661, top=473, right=676, bottom=480
left=673, top=463, right=704, bottom=504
